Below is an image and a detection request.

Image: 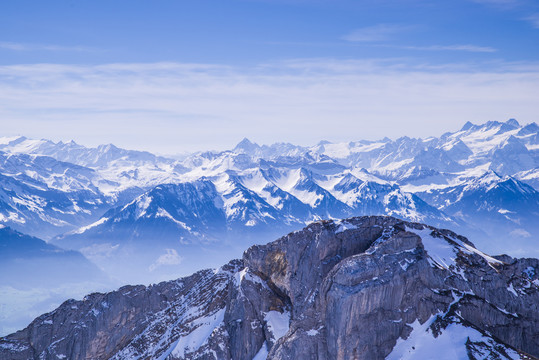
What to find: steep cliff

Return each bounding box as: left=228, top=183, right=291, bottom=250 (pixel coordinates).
left=1, top=216, right=538, bottom=359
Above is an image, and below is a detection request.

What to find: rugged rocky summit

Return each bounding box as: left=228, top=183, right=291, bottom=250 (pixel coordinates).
left=1, top=216, right=538, bottom=359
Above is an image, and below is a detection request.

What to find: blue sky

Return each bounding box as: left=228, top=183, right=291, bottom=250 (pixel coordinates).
left=1, top=0, right=538, bottom=153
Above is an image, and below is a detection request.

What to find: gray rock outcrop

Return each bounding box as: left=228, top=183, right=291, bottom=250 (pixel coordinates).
left=1, top=216, right=538, bottom=359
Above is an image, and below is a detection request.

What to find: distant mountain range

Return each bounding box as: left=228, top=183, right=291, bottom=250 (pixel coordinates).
left=1, top=117, right=538, bottom=337
left=1, top=118, right=538, bottom=282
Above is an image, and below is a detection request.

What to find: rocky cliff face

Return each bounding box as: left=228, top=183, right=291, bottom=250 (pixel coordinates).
left=1, top=216, right=538, bottom=360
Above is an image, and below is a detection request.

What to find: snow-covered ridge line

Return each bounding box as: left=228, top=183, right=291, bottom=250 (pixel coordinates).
left=407, top=227, right=503, bottom=272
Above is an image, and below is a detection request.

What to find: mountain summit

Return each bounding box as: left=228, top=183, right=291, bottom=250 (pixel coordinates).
left=233, top=137, right=259, bottom=154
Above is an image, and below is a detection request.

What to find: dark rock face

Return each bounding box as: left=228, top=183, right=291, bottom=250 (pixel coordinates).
left=1, top=216, right=538, bottom=360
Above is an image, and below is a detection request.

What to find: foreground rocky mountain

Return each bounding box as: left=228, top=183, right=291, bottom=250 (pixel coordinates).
left=2, top=216, right=538, bottom=360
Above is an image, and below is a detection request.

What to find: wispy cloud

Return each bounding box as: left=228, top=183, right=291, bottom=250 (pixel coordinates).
left=0, top=59, right=538, bottom=152
left=525, top=13, right=539, bottom=28
left=342, top=24, right=413, bottom=42
left=0, top=41, right=96, bottom=52
left=387, top=44, right=497, bottom=53
left=149, top=249, right=183, bottom=272
left=470, top=0, right=519, bottom=7
left=471, top=0, right=518, bottom=4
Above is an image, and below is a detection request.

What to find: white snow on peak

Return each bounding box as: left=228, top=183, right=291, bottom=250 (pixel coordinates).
left=416, top=229, right=457, bottom=270
left=335, top=219, right=358, bottom=234
left=135, top=195, right=152, bottom=219
left=234, top=268, right=269, bottom=295
left=408, top=227, right=503, bottom=271
left=456, top=122, right=519, bottom=156
left=72, top=217, right=108, bottom=234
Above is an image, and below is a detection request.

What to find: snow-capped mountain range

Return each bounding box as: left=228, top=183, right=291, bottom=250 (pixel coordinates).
left=0, top=118, right=538, bottom=282
left=1, top=118, right=538, bottom=338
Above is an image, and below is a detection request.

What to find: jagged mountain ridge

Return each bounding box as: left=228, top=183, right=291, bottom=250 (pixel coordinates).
left=1, top=118, right=538, bottom=272
left=0, top=136, right=173, bottom=169
left=1, top=216, right=538, bottom=360
left=0, top=150, right=143, bottom=239
left=309, top=119, right=538, bottom=181
left=416, top=170, right=539, bottom=256
left=51, top=168, right=459, bottom=284
left=2, top=119, right=537, bottom=196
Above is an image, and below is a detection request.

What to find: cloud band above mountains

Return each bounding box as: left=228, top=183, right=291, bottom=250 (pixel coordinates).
left=0, top=59, right=538, bottom=153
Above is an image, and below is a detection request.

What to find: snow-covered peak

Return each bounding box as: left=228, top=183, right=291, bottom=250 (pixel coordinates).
left=506, top=118, right=520, bottom=127
left=475, top=169, right=502, bottom=184
left=459, top=169, right=532, bottom=194
left=233, top=137, right=259, bottom=154
left=460, top=121, right=475, bottom=131
left=518, top=122, right=539, bottom=136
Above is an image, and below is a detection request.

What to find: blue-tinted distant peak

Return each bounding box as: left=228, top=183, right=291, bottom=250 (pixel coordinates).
left=234, top=138, right=259, bottom=153
left=518, top=122, right=539, bottom=136
left=97, top=143, right=119, bottom=152
left=506, top=118, right=520, bottom=127
left=476, top=170, right=503, bottom=185
left=460, top=121, right=475, bottom=131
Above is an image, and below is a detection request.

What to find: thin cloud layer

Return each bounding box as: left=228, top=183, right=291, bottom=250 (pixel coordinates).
left=149, top=249, right=183, bottom=272
left=0, top=59, right=538, bottom=153
left=0, top=41, right=96, bottom=52
left=393, top=44, right=497, bottom=53
left=342, top=24, right=414, bottom=42
left=470, top=0, right=519, bottom=7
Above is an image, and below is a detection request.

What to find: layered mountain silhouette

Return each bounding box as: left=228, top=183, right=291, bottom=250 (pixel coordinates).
left=1, top=217, right=537, bottom=359
left=1, top=119, right=538, bottom=337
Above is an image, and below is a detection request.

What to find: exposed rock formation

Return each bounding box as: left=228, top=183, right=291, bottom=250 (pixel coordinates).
left=1, top=216, right=538, bottom=359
